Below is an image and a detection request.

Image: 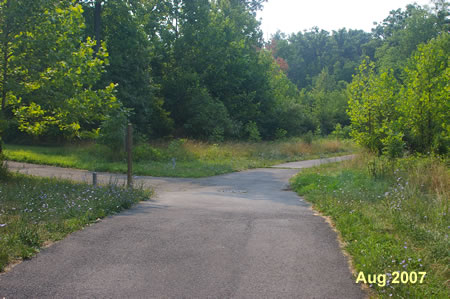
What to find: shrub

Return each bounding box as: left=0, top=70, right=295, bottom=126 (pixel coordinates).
left=0, top=152, right=8, bottom=181
left=274, top=128, right=287, bottom=140
left=184, top=86, right=232, bottom=140
left=0, top=124, right=8, bottom=180
left=331, top=123, right=351, bottom=139
left=245, top=121, right=261, bottom=142
left=133, top=144, right=164, bottom=162
left=381, top=130, right=405, bottom=159
left=302, top=131, right=314, bottom=144
left=97, top=108, right=129, bottom=151
left=167, top=139, right=193, bottom=161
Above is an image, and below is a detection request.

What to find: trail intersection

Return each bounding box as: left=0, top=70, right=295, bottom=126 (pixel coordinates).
left=1, top=156, right=365, bottom=298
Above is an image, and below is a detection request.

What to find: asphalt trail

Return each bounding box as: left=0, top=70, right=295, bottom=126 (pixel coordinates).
left=1, top=155, right=365, bottom=298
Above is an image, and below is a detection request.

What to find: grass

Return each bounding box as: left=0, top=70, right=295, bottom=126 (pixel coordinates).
left=0, top=173, right=151, bottom=272
left=290, top=153, right=449, bottom=298
left=4, top=138, right=356, bottom=177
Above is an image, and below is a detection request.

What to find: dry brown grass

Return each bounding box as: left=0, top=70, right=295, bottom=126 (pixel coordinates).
left=279, top=141, right=313, bottom=156
left=320, top=139, right=343, bottom=153
left=407, top=158, right=449, bottom=208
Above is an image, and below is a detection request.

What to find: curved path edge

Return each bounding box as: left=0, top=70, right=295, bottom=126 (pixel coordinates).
left=1, top=154, right=366, bottom=299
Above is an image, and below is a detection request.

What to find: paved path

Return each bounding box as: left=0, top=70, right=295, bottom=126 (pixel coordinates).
left=0, top=155, right=365, bottom=298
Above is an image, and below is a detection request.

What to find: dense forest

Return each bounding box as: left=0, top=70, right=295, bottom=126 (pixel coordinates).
left=0, top=0, right=448, bottom=154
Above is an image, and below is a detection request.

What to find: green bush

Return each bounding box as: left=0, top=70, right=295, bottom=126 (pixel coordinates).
left=0, top=153, right=8, bottom=181
left=245, top=121, right=261, bottom=142
left=97, top=109, right=129, bottom=151
left=382, top=130, right=405, bottom=159
left=167, top=139, right=193, bottom=161
left=274, top=128, right=287, bottom=140
left=303, top=131, right=314, bottom=144
left=331, top=123, right=351, bottom=139
left=184, top=85, right=232, bottom=140
left=133, top=144, right=164, bottom=162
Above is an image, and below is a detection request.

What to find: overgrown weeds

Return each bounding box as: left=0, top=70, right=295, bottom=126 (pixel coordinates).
left=0, top=174, right=151, bottom=272
left=4, top=138, right=356, bottom=177
left=291, top=153, right=449, bottom=298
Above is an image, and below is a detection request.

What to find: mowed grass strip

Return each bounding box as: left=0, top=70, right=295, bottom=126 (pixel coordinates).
left=4, top=138, right=356, bottom=177
left=291, top=154, right=449, bottom=298
left=0, top=174, right=151, bottom=272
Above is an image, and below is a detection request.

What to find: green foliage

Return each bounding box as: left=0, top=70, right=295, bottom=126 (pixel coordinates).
left=373, top=4, right=447, bottom=74
left=3, top=0, right=446, bottom=144
left=302, top=131, right=314, bottom=144
left=0, top=1, right=119, bottom=139
left=348, top=33, right=449, bottom=156
left=272, top=28, right=372, bottom=89
left=183, top=85, right=232, bottom=140
left=244, top=121, right=262, bottom=142
left=331, top=123, right=351, bottom=140
left=347, top=59, right=400, bottom=155
left=274, top=128, right=287, bottom=140
left=97, top=108, right=129, bottom=151
left=399, top=33, right=449, bottom=154
left=381, top=130, right=405, bottom=159
left=132, top=144, right=164, bottom=162
left=166, top=139, right=193, bottom=161
left=82, top=0, right=173, bottom=138
left=0, top=152, right=6, bottom=180
left=4, top=139, right=355, bottom=178
left=306, top=69, right=350, bottom=135
left=256, top=50, right=313, bottom=138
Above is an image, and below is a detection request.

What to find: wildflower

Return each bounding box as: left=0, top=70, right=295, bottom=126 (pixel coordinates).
left=0, top=224, right=6, bottom=227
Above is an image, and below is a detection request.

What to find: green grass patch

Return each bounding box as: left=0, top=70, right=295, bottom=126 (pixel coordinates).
left=291, top=155, right=449, bottom=298
left=0, top=174, right=151, bottom=272
left=4, top=138, right=356, bottom=178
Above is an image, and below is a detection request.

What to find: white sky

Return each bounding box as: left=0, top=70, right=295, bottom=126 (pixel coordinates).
left=257, top=0, right=433, bottom=39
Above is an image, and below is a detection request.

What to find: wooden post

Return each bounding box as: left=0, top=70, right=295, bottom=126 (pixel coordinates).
left=92, top=172, right=97, bottom=187
left=127, top=123, right=133, bottom=188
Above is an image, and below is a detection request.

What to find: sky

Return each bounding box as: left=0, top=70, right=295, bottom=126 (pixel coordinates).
left=256, top=0, right=433, bottom=39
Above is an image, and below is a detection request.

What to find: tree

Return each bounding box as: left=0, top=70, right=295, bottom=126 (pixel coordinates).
left=308, top=69, right=349, bottom=135
left=81, top=0, right=173, bottom=137
left=373, top=3, right=446, bottom=75
left=400, top=33, right=449, bottom=154
left=347, top=59, right=401, bottom=154
left=1, top=0, right=119, bottom=139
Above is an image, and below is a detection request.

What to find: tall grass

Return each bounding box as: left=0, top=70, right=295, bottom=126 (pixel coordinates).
left=4, top=138, right=356, bottom=177
left=0, top=174, right=151, bottom=272
left=291, top=153, right=449, bottom=298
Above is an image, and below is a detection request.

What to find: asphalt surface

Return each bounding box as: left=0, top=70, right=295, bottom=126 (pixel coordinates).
left=1, top=155, right=365, bottom=298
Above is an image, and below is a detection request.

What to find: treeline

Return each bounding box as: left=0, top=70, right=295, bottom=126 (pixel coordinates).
left=347, top=2, right=449, bottom=156
left=0, top=0, right=448, bottom=146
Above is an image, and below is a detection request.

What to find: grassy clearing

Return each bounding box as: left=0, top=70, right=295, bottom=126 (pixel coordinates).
left=0, top=174, right=151, bottom=272
left=4, top=138, right=356, bottom=177
left=291, top=154, right=449, bottom=298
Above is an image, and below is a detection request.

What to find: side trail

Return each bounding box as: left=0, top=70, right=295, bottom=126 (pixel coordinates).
left=1, top=155, right=365, bottom=298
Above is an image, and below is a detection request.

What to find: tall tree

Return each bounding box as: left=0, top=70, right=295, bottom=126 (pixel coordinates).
left=82, top=0, right=173, bottom=137
left=1, top=0, right=119, bottom=138
left=400, top=33, right=449, bottom=153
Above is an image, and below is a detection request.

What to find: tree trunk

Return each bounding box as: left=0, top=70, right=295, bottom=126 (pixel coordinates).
left=1, top=0, right=10, bottom=111
left=94, top=0, right=102, bottom=53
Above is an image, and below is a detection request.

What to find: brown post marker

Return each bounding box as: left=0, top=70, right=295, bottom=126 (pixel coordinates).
left=127, top=123, right=133, bottom=188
